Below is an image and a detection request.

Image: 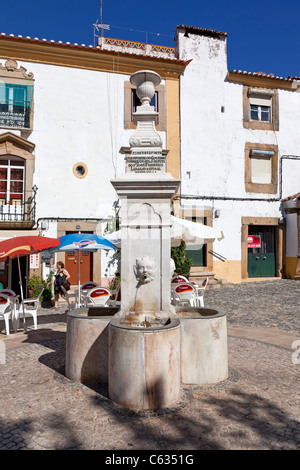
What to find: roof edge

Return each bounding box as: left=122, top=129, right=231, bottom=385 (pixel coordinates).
left=176, top=25, right=228, bottom=39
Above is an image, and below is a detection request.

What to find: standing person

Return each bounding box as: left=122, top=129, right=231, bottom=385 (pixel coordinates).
left=53, top=261, right=71, bottom=309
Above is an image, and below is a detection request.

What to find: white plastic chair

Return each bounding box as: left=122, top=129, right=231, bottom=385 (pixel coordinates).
left=81, top=282, right=99, bottom=290
left=171, top=275, right=189, bottom=285
left=191, top=277, right=208, bottom=307
left=0, top=293, right=13, bottom=335
left=86, top=287, right=111, bottom=306
left=108, top=283, right=121, bottom=307
left=1, top=289, right=20, bottom=332
left=172, top=282, right=198, bottom=307
left=61, top=286, right=77, bottom=310
left=17, top=288, right=44, bottom=330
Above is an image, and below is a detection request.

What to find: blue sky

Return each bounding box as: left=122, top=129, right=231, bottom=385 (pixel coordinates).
left=1, top=0, right=299, bottom=78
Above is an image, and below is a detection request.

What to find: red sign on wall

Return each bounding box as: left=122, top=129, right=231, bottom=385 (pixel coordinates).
left=248, top=235, right=261, bottom=248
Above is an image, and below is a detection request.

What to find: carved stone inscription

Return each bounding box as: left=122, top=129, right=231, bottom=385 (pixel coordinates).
left=126, top=151, right=166, bottom=174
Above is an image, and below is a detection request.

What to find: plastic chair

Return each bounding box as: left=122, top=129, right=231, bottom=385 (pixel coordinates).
left=61, top=286, right=77, bottom=310
left=17, top=288, right=44, bottom=330
left=86, top=287, right=111, bottom=306
left=0, top=293, right=13, bottom=335
left=171, top=275, right=189, bottom=284
left=81, top=282, right=99, bottom=290
left=172, top=282, right=198, bottom=307
left=1, top=289, right=20, bottom=332
left=191, top=277, right=208, bottom=307
left=108, top=283, right=121, bottom=307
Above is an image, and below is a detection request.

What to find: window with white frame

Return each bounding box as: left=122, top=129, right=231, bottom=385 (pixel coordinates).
left=0, top=157, right=25, bottom=207
left=249, top=91, right=272, bottom=123
left=243, top=86, right=279, bottom=131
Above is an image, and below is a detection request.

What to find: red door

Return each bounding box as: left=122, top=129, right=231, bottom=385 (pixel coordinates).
left=64, top=232, right=93, bottom=285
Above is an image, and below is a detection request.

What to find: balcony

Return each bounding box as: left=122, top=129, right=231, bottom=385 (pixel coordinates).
left=0, top=185, right=37, bottom=228
left=0, top=103, right=31, bottom=129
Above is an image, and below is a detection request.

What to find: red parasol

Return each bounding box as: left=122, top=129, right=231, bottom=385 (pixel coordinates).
left=0, top=236, right=60, bottom=331
left=0, top=236, right=60, bottom=259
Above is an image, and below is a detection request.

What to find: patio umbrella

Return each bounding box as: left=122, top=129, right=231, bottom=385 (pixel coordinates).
left=0, top=235, right=61, bottom=331
left=105, top=215, right=224, bottom=248
left=50, top=233, right=116, bottom=304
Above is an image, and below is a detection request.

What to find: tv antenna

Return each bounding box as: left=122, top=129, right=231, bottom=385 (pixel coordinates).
left=93, top=1, right=110, bottom=47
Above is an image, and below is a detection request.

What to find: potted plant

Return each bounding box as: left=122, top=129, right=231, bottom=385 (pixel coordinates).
left=171, top=241, right=192, bottom=278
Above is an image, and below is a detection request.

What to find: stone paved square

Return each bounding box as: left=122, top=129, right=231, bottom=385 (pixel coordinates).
left=0, top=280, right=299, bottom=450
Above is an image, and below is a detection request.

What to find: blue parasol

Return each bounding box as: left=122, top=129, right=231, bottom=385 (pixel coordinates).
left=50, top=233, right=116, bottom=304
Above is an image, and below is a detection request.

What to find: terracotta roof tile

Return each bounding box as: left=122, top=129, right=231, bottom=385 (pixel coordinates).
left=0, top=33, right=188, bottom=65
left=229, top=69, right=294, bottom=82
left=282, top=192, right=300, bottom=202
left=176, top=25, right=228, bottom=38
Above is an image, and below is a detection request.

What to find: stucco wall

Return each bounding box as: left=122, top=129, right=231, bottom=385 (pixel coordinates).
left=176, top=30, right=300, bottom=281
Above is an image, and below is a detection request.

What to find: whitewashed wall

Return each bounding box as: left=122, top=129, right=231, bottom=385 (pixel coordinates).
left=176, top=30, right=300, bottom=267
left=2, top=59, right=166, bottom=223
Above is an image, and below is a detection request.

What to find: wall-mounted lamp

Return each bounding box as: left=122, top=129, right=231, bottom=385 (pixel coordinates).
left=214, top=209, right=220, bottom=219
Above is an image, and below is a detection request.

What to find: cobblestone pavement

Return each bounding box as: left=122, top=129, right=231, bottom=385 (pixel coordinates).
left=205, top=279, right=300, bottom=334
left=0, top=280, right=299, bottom=451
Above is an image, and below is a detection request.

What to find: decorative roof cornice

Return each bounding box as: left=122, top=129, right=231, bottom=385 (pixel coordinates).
left=0, top=33, right=189, bottom=79
left=227, top=70, right=300, bottom=90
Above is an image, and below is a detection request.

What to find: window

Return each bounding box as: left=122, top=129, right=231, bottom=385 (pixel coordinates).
left=124, top=81, right=166, bottom=131
left=131, top=89, right=158, bottom=117
left=185, top=216, right=206, bottom=267
left=0, top=157, right=25, bottom=215
left=179, top=208, right=214, bottom=279
left=243, top=86, right=279, bottom=131
left=73, top=162, right=88, bottom=179
left=0, top=83, right=33, bottom=129
left=245, top=143, right=278, bottom=194
left=250, top=104, right=270, bottom=122
left=0, top=59, right=34, bottom=130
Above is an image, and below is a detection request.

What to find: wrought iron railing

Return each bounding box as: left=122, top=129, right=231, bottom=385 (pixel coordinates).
left=0, top=185, right=37, bottom=223
left=0, top=102, right=31, bottom=129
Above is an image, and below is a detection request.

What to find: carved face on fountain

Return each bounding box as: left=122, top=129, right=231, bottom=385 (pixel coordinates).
left=134, top=256, right=157, bottom=284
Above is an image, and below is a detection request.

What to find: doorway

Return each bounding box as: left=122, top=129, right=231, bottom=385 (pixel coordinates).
left=64, top=232, right=93, bottom=285
left=248, top=225, right=276, bottom=277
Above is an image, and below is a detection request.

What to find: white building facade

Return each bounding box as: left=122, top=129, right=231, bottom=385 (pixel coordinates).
left=0, top=25, right=299, bottom=292
left=175, top=25, right=300, bottom=282
left=0, top=34, right=185, bottom=293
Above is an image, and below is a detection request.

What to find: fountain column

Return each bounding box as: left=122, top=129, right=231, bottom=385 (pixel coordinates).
left=109, top=70, right=181, bottom=410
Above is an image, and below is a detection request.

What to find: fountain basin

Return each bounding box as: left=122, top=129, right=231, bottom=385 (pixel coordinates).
left=108, top=317, right=181, bottom=410
left=65, top=307, right=119, bottom=383
left=176, top=307, right=228, bottom=385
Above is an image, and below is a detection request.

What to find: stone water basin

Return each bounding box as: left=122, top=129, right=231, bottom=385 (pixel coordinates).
left=176, top=306, right=228, bottom=385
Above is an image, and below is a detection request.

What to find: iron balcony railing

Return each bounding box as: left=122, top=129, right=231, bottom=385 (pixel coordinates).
left=0, top=185, right=37, bottom=223
left=0, top=101, right=31, bottom=129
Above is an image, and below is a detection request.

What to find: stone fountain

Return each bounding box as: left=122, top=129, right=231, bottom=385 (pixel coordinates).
left=109, top=70, right=182, bottom=409
left=65, top=70, right=228, bottom=411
